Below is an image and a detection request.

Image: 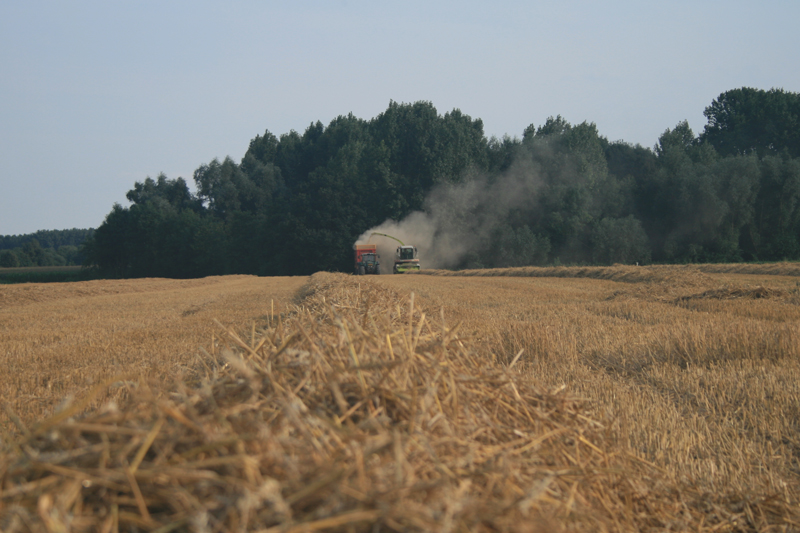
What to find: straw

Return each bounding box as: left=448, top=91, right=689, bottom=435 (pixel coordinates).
left=1, top=272, right=797, bottom=532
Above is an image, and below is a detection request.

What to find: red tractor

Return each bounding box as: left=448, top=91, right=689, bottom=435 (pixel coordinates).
left=354, top=244, right=381, bottom=275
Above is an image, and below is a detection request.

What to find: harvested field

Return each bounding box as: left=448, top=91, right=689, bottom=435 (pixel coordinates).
left=1, top=267, right=799, bottom=531
left=0, top=276, right=305, bottom=425
left=384, top=268, right=800, bottom=524
left=696, top=263, right=800, bottom=277
left=417, top=261, right=800, bottom=286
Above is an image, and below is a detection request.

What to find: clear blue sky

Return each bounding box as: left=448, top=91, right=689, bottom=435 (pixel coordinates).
left=2, top=0, right=798, bottom=235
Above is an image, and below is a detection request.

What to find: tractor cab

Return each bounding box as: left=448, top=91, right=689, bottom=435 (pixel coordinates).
left=393, top=246, right=420, bottom=274
left=396, top=246, right=417, bottom=260
left=361, top=252, right=378, bottom=268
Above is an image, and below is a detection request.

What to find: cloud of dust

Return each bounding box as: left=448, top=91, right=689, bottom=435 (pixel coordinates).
left=355, top=153, right=546, bottom=271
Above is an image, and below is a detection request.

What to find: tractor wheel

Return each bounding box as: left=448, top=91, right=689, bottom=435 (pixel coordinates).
left=376, top=265, right=381, bottom=275
left=358, top=265, right=365, bottom=276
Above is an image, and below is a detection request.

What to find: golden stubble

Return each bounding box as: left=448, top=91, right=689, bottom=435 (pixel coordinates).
left=380, top=266, right=800, bottom=498
left=0, top=275, right=306, bottom=427
left=1, top=264, right=799, bottom=531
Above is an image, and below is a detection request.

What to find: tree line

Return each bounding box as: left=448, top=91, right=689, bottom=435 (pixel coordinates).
left=0, top=229, right=94, bottom=268
left=81, top=87, right=800, bottom=278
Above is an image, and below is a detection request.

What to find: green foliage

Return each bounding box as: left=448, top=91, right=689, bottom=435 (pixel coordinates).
left=700, top=87, right=800, bottom=158
left=0, top=250, right=19, bottom=268
left=83, top=92, right=800, bottom=278
left=194, top=158, right=269, bottom=218
left=0, top=229, right=94, bottom=268
left=591, top=216, right=651, bottom=265
left=0, top=238, right=73, bottom=267
left=751, top=156, right=800, bottom=259
left=57, top=245, right=83, bottom=265
left=655, top=120, right=697, bottom=159
left=369, top=102, right=488, bottom=212
left=0, top=228, right=94, bottom=251
left=489, top=225, right=551, bottom=267
left=82, top=196, right=227, bottom=279
left=517, top=116, right=621, bottom=263
left=486, top=135, right=521, bottom=174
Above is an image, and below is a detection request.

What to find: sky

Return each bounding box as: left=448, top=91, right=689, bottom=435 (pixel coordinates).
left=1, top=0, right=798, bottom=235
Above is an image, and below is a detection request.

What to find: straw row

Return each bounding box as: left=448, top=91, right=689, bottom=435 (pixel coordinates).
left=414, top=262, right=800, bottom=284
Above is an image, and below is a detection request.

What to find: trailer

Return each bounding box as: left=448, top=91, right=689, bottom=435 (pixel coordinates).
left=354, top=244, right=381, bottom=275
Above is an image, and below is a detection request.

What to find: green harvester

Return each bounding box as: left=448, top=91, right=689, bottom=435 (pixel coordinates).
left=370, top=233, right=421, bottom=274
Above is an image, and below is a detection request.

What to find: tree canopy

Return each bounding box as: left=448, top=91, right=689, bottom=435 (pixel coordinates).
left=700, top=87, right=800, bottom=158
left=80, top=91, right=800, bottom=278
left=0, top=229, right=94, bottom=268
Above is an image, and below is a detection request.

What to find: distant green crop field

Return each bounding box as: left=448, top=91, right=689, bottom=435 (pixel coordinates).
left=0, top=265, right=98, bottom=284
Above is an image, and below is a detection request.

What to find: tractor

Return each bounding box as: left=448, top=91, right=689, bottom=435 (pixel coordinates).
left=354, top=244, right=381, bottom=275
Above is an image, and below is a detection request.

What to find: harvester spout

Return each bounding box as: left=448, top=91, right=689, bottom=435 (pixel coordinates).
left=368, top=232, right=420, bottom=274
left=370, top=232, right=405, bottom=246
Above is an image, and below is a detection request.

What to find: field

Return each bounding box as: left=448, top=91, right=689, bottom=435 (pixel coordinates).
left=1, top=265, right=799, bottom=531
left=0, top=275, right=306, bottom=425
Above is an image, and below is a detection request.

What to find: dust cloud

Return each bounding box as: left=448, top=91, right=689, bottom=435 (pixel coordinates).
left=354, top=154, right=546, bottom=271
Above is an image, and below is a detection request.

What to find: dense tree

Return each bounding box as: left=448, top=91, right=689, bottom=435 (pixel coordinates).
left=489, top=224, right=551, bottom=267
left=590, top=216, right=651, bottom=265
left=700, top=87, right=800, bottom=158
left=753, top=156, right=800, bottom=259
left=516, top=116, right=626, bottom=263
left=57, top=245, right=83, bottom=265
left=0, top=228, right=94, bottom=251
left=0, top=229, right=94, bottom=267
left=0, top=250, right=19, bottom=268
left=83, top=176, right=227, bottom=278
left=126, top=174, right=200, bottom=211
left=370, top=101, right=488, bottom=211
left=194, top=158, right=265, bottom=219
left=486, top=135, right=521, bottom=174
left=712, top=155, right=760, bottom=259
left=245, top=129, right=279, bottom=165
left=649, top=123, right=728, bottom=261
left=82, top=92, right=800, bottom=278
left=0, top=238, right=69, bottom=267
